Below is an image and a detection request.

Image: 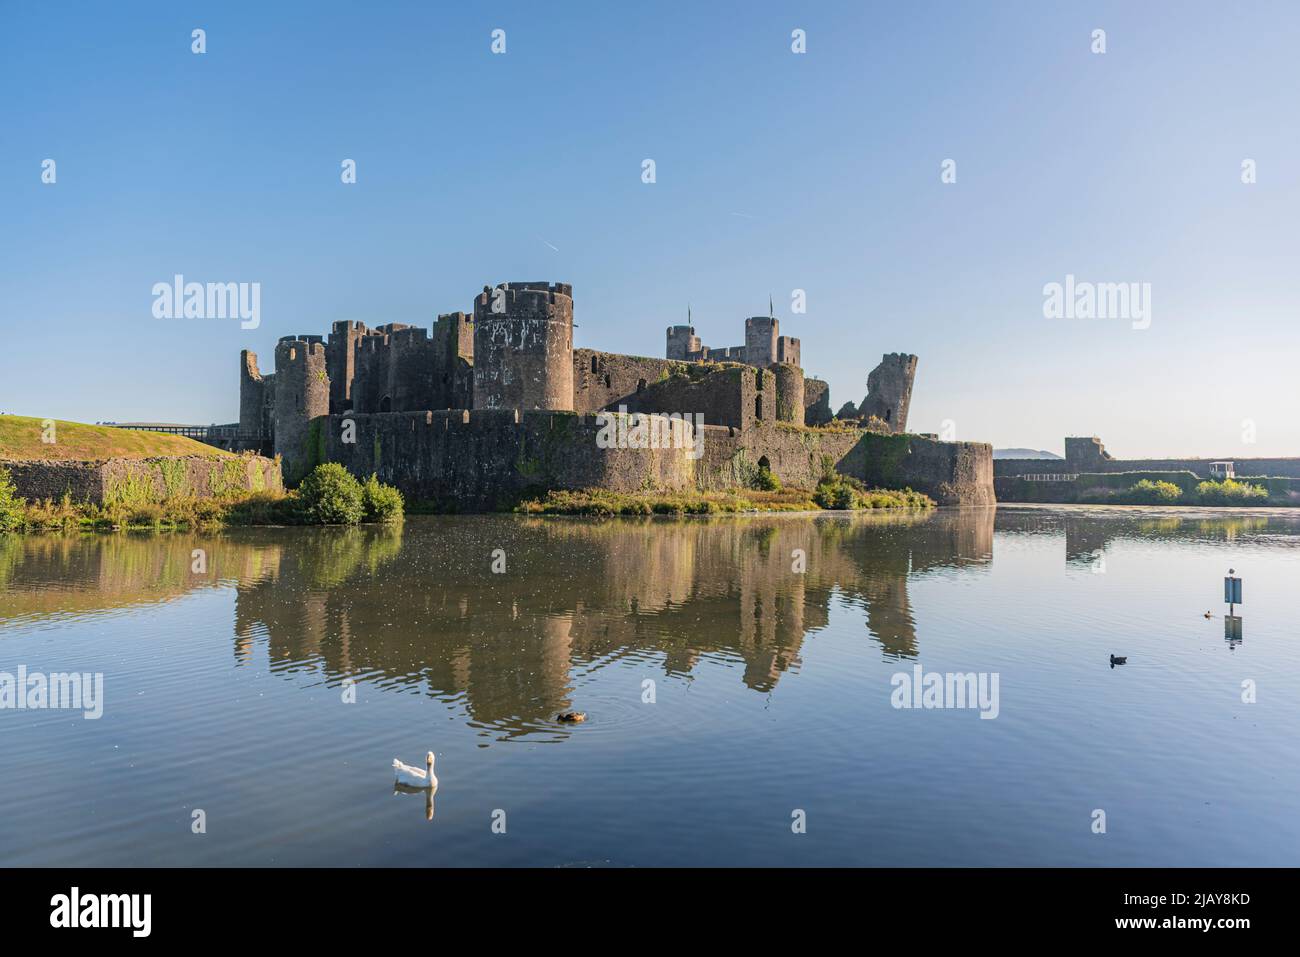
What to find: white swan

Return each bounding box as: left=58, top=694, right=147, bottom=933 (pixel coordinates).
left=393, top=751, right=438, bottom=790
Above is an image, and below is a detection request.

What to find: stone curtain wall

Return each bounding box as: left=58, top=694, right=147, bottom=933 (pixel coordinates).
left=695, top=424, right=865, bottom=491
left=619, top=364, right=760, bottom=431
left=1082, top=456, right=1300, bottom=479
left=320, top=410, right=995, bottom=507
left=323, top=410, right=695, bottom=510
left=995, top=471, right=1300, bottom=503
left=992, top=458, right=1073, bottom=478
left=858, top=433, right=995, bottom=506
left=573, top=349, right=685, bottom=414
left=574, top=352, right=793, bottom=434
left=4, top=455, right=283, bottom=506
left=992, top=435, right=1300, bottom=481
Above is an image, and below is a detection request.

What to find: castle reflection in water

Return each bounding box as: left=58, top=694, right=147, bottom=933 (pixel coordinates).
left=3, top=508, right=1285, bottom=736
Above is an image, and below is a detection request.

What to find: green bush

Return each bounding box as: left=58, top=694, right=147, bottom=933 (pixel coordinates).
left=1196, top=478, right=1269, bottom=505
left=1125, top=479, right=1182, bottom=504
left=361, top=473, right=404, bottom=523
left=813, top=474, right=933, bottom=510
left=0, top=466, right=25, bottom=532
left=297, top=463, right=365, bottom=525
left=811, top=475, right=863, bottom=512
left=752, top=467, right=782, bottom=492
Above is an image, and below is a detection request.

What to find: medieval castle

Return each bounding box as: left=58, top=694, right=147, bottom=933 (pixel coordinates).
left=237, top=282, right=991, bottom=507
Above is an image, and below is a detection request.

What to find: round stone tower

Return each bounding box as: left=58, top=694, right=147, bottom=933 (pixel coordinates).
left=273, top=336, right=330, bottom=483
left=772, top=362, right=805, bottom=425
left=472, top=282, right=574, bottom=411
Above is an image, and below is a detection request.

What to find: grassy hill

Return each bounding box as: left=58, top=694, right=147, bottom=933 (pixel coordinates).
left=0, top=415, right=232, bottom=461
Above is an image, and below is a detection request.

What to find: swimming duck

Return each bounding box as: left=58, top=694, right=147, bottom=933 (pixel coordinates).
left=393, top=751, right=438, bottom=789
left=557, top=711, right=587, bottom=723
left=1204, top=611, right=1213, bottom=619
left=1109, top=655, right=1127, bottom=668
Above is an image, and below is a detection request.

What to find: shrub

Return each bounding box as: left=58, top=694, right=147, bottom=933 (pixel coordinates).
left=361, top=474, right=404, bottom=523
left=223, top=490, right=298, bottom=526
left=0, top=466, right=25, bottom=532
left=19, top=491, right=82, bottom=531
left=1196, top=478, right=1268, bottom=506
left=753, top=467, right=782, bottom=492
left=1125, top=479, right=1182, bottom=504
left=126, top=502, right=167, bottom=529
left=813, top=474, right=933, bottom=510
left=814, top=477, right=858, bottom=510
left=297, top=463, right=364, bottom=525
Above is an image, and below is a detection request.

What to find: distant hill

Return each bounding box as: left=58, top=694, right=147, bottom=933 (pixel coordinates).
left=993, top=448, right=1064, bottom=460
left=0, top=415, right=230, bottom=461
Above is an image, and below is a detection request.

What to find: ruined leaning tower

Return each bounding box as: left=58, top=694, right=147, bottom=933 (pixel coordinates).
left=859, top=353, right=918, bottom=433
left=472, top=282, right=574, bottom=411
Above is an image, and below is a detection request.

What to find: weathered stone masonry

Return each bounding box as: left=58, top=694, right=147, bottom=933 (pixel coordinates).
left=994, top=434, right=1300, bottom=480
left=240, top=280, right=994, bottom=506
left=5, top=455, right=282, bottom=506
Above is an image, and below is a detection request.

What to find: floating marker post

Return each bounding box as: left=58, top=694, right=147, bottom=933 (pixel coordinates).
left=1224, top=568, right=1242, bottom=613
left=1224, top=568, right=1243, bottom=643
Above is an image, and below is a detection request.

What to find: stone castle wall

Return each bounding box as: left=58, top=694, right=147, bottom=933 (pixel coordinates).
left=235, top=280, right=972, bottom=503
left=321, top=410, right=695, bottom=510
left=4, top=454, right=282, bottom=506
left=317, top=409, right=993, bottom=507
left=695, top=424, right=866, bottom=491
left=858, top=432, right=995, bottom=506
left=616, top=363, right=770, bottom=432
left=573, top=351, right=797, bottom=433
left=992, top=435, right=1300, bottom=481
left=573, top=349, right=684, bottom=414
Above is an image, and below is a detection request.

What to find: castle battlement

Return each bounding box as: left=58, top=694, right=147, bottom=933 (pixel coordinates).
left=474, top=282, right=574, bottom=318
left=275, top=339, right=327, bottom=362
left=238, top=280, right=924, bottom=494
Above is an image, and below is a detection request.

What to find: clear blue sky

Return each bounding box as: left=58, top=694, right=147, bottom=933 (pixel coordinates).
left=2, top=1, right=1297, bottom=456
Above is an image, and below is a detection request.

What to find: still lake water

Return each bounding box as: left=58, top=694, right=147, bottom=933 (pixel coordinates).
left=2, top=507, right=1298, bottom=867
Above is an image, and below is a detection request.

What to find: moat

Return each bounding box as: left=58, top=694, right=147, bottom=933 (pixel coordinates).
left=2, top=508, right=1298, bottom=866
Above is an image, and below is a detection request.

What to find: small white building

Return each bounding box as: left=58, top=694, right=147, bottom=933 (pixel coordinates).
left=1209, top=461, right=1235, bottom=480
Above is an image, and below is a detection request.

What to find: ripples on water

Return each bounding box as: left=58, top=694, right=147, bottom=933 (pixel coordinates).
left=1, top=508, right=1298, bottom=866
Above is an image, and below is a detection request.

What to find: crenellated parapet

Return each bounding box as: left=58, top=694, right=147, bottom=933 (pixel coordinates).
left=472, top=282, right=574, bottom=411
